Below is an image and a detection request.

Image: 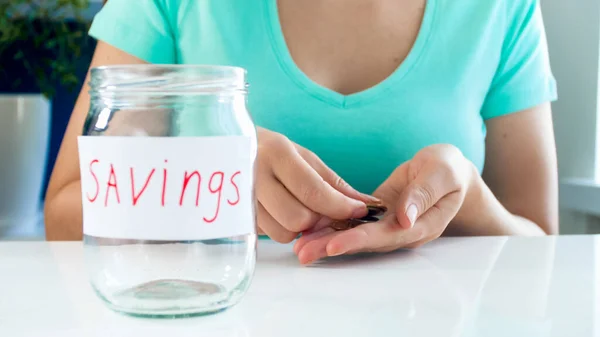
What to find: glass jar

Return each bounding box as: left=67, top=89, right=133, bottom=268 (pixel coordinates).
left=78, top=65, right=257, bottom=317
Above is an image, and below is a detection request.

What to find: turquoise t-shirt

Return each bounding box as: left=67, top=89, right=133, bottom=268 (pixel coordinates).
left=88, top=0, right=557, bottom=194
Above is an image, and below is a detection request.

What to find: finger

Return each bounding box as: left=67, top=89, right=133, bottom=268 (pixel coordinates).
left=324, top=215, right=421, bottom=256
left=296, top=215, right=426, bottom=263
left=303, top=191, right=464, bottom=258
left=301, top=216, right=333, bottom=234
left=272, top=150, right=367, bottom=220
left=295, top=145, right=380, bottom=203
left=257, top=202, right=297, bottom=243
left=395, top=165, right=462, bottom=229
left=297, top=230, right=342, bottom=265
left=383, top=196, right=462, bottom=250
left=256, top=174, right=321, bottom=232
left=405, top=190, right=463, bottom=241
left=370, top=163, right=409, bottom=207
left=293, top=224, right=335, bottom=255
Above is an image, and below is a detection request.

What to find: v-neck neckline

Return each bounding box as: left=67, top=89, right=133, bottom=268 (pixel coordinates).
left=263, top=0, right=438, bottom=109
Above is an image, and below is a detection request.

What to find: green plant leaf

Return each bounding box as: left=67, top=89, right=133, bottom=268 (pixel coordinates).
left=13, top=50, right=24, bottom=60
left=1, top=0, right=92, bottom=99
left=45, top=39, right=57, bottom=49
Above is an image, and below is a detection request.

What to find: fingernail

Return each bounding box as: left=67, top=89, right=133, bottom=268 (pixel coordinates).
left=406, top=204, right=418, bottom=227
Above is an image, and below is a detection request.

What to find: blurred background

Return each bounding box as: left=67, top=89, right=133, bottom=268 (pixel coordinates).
left=0, top=0, right=599, bottom=240
left=0, top=0, right=101, bottom=239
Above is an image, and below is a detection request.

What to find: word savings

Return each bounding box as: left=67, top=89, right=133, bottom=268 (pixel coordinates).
left=83, top=158, right=243, bottom=224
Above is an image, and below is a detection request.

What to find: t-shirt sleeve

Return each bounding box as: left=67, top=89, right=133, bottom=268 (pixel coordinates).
left=88, top=0, right=176, bottom=64
left=480, top=0, right=557, bottom=120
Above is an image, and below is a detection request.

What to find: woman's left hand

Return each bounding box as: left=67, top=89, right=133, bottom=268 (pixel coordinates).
left=293, top=144, right=479, bottom=264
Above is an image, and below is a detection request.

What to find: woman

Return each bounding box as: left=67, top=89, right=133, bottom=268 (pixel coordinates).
left=45, top=0, right=559, bottom=264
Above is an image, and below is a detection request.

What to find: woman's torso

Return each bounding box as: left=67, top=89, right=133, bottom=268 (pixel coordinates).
left=92, top=0, right=548, bottom=194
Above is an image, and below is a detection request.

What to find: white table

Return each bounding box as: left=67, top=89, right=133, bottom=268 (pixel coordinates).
left=0, top=235, right=597, bottom=337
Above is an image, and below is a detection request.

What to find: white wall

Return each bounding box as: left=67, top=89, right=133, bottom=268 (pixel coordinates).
left=540, top=0, right=600, bottom=233
left=541, top=0, right=600, bottom=179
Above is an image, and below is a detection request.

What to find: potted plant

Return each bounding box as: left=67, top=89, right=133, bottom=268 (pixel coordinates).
left=0, top=0, right=92, bottom=237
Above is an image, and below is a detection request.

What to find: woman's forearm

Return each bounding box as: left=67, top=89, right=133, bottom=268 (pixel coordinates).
left=44, top=180, right=83, bottom=241
left=447, top=173, right=547, bottom=237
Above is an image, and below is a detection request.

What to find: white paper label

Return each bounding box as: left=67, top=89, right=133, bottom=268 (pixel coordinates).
left=77, top=136, right=255, bottom=240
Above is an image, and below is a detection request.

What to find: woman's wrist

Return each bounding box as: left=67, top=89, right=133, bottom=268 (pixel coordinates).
left=449, top=160, right=486, bottom=231
left=448, top=161, right=546, bottom=236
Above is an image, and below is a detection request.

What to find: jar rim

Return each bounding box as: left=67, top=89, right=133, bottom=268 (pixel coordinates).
left=89, top=64, right=248, bottom=97
left=91, top=64, right=247, bottom=74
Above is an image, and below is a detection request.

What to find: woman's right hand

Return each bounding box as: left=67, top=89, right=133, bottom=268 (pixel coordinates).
left=255, top=127, right=375, bottom=243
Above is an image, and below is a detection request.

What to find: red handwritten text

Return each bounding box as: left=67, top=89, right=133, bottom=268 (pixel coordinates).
left=227, top=171, right=241, bottom=206
left=161, top=160, right=168, bottom=207
left=130, top=168, right=155, bottom=206
left=87, top=159, right=100, bottom=202
left=104, top=164, right=121, bottom=206
left=179, top=171, right=202, bottom=206
left=86, top=159, right=244, bottom=224
left=203, top=171, right=224, bottom=223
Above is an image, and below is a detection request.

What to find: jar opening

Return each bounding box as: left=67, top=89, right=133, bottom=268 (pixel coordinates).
left=89, top=64, right=248, bottom=97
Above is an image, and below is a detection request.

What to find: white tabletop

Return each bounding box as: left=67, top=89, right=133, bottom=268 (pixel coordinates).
left=0, top=235, right=597, bottom=337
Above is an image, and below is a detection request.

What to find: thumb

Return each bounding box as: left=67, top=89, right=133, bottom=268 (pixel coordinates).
left=395, top=183, right=435, bottom=229
left=395, top=167, right=458, bottom=228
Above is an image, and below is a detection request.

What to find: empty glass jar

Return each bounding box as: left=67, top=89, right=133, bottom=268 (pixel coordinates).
left=78, top=65, right=257, bottom=317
